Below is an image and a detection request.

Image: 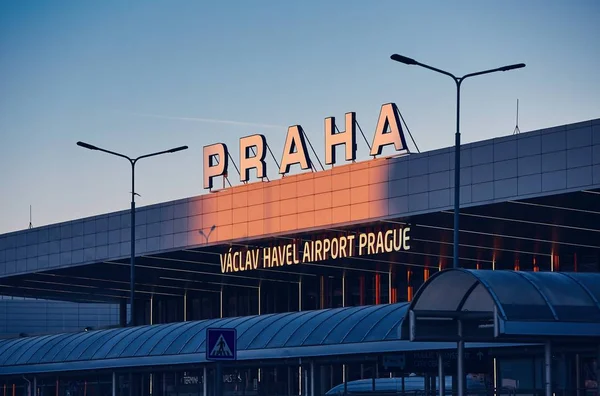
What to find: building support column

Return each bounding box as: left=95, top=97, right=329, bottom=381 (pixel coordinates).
left=258, top=280, right=262, bottom=315
left=319, top=276, right=325, bottom=309
left=203, top=367, right=208, bottom=396
left=438, top=352, right=445, bottom=396
left=303, top=367, right=308, bottom=396
left=343, top=365, right=348, bottom=395
left=545, top=341, right=552, bottom=396
left=596, top=345, right=600, bottom=396
left=111, top=372, right=116, bottom=396
left=220, top=285, right=223, bottom=318
left=298, top=361, right=302, bottom=396
left=183, top=290, right=188, bottom=321
left=119, top=300, right=127, bottom=327
left=371, top=363, right=376, bottom=391
left=388, top=265, right=393, bottom=304
left=575, top=353, right=581, bottom=396
left=376, top=273, right=382, bottom=305
left=342, top=271, right=346, bottom=307
left=359, top=275, right=365, bottom=305
left=310, top=362, right=315, bottom=396
left=493, top=358, right=498, bottom=396
left=457, top=320, right=465, bottom=396
left=298, top=278, right=302, bottom=311
left=150, top=295, right=154, bottom=325
left=215, top=363, right=223, bottom=396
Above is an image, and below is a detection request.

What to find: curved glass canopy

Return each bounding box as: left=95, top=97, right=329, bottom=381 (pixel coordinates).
left=406, top=269, right=600, bottom=342
left=0, top=303, right=409, bottom=374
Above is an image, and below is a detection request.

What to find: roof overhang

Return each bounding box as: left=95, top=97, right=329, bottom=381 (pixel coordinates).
left=402, top=269, right=600, bottom=343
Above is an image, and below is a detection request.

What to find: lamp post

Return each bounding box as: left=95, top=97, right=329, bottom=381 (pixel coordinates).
left=77, top=141, right=188, bottom=326
left=390, top=55, right=524, bottom=396
left=390, top=54, right=525, bottom=271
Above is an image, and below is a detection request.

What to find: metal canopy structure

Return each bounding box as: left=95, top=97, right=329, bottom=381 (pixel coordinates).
left=403, top=269, right=600, bottom=343
left=1, top=304, right=412, bottom=375
left=0, top=303, right=527, bottom=377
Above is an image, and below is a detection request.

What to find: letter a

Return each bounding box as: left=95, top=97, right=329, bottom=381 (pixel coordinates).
left=279, top=125, right=312, bottom=174
left=370, top=103, right=408, bottom=156
left=203, top=143, right=229, bottom=189
left=240, top=134, right=267, bottom=182
left=324, top=112, right=356, bottom=165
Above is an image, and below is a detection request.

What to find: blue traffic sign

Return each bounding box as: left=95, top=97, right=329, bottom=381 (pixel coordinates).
left=206, top=328, right=237, bottom=361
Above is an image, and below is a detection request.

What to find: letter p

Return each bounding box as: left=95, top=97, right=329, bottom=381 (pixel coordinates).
left=203, top=143, right=229, bottom=189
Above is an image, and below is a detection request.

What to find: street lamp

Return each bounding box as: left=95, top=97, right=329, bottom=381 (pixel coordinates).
left=77, top=141, right=188, bottom=326
left=390, top=54, right=525, bottom=270
left=390, top=54, right=524, bottom=396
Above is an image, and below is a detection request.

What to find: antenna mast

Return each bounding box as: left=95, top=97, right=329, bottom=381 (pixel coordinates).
left=29, top=205, right=33, bottom=229
left=513, top=99, right=521, bottom=135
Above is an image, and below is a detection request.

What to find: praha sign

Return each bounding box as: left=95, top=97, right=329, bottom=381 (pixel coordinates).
left=220, top=227, right=411, bottom=274
left=203, top=102, right=409, bottom=189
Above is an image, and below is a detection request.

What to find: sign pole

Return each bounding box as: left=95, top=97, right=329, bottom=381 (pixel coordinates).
left=215, top=363, right=223, bottom=396
left=206, top=328, right=237, bottom=396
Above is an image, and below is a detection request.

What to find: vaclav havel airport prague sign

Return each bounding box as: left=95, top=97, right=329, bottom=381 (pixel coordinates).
left=220, top=226, right=411, bottom=274
left=202, top=102, right=409, bottom=189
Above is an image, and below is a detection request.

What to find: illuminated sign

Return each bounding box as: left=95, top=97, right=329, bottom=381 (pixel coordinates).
left=220, top=227, right=411, bottom=274
left=204, top=102, right=408, bottom=189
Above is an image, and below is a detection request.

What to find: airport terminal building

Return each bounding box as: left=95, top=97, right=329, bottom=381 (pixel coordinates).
left=1, top=112, right=600, bottom=395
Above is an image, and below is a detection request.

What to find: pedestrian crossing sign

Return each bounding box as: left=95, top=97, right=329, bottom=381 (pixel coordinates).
left=206, top=328, right=237, bottom=361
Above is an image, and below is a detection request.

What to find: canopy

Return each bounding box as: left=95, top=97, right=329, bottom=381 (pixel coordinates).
left=0, top=303, right=416, bottom=375
left=403, top=269, right=600, bottom=342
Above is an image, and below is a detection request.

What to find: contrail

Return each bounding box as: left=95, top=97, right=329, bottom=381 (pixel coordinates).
left=129, top=112, right=285, bottom=129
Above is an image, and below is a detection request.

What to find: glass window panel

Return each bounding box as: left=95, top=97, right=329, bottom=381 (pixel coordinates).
left=52, top=333, right=97, bottom=362
left=0, top=338, right=33, bottom=364
left=413, top=271, right=478, bottom=311
left=566, top=273, right=600, bottom=305
left=363, top=303, right=409, bottom=341
left=226, top=314, right=276, bottom=348
left=104, top=326, right=157, bottom=358
left=66, top=329, right=123, bottom=361
left=461, top=283, right=494, bottom=312
left=329, top=305, right=392, bottom=344
left=161, top=319, right=220, bottom=355
left=238, top=313, right=294, bottom=350
left=14, top=334, right=58, bottom=365
left=265, top=310, right=326, bottom=348
left=3, top=336, right=52, bottom=365
left=499, top=358, right=536, bottom=391
left=473, top=271, right=554, bottom=321
left=42, top=332, right=89, bottom=362
left=83, top=328, right=130, bottom=359
left=133, top=322, right=190, bottom=356
left=285, top=308, right=352, bottom=347
left=90, top=327, right=141, bottom=359
left=303, top=307, right=364, bottom=345
left=243, top=311, right=304, bottom=349
left=525, top=272, right=600, bottom=322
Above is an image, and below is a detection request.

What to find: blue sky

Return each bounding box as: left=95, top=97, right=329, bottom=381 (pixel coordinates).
left=1, top=0, right=599, bottom=234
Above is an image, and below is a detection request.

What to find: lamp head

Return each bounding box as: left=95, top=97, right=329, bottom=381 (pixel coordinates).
left=77, top=141, right=99, bottom=150
left=390, top=54, right=418, bottom=65
left=500, top=63, right=526, bottom=72
left=169, top=145, right=188, bottom=153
